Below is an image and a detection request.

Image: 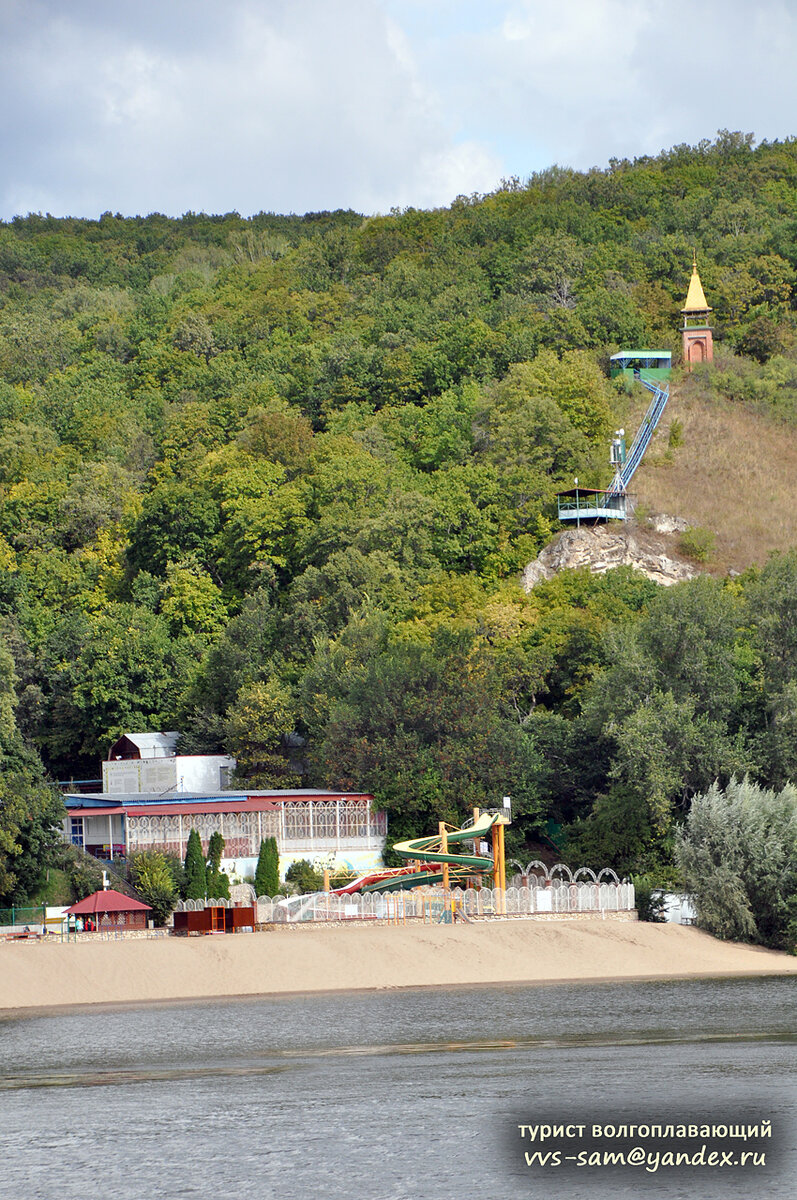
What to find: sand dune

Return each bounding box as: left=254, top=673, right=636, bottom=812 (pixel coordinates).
left=2, top=920, right=796, bottom=1014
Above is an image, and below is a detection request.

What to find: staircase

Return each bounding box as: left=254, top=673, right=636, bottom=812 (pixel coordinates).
left=607, top=380, right=670, bottom=494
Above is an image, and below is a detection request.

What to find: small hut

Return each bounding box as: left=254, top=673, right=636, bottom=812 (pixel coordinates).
left=65, top=889, right=152, bottom=932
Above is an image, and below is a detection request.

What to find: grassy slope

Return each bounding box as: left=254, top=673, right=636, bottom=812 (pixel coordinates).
left=630, top=374, right=797, bottom=574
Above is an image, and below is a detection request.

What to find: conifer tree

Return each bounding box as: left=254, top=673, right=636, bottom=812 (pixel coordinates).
left=255, top=836, right=280, bottom=897
left=183, top=828, right=207, bottom=899
left=207, top=830, right=224, bottom=873
left=206, top=830, right=230, bottom=899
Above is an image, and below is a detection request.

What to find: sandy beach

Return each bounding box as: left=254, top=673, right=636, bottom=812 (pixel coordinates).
left=1, top=920, right=796, bottom=1014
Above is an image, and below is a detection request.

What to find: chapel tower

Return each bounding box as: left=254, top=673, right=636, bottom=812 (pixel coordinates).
left=681, top=251, right=713, bottom=368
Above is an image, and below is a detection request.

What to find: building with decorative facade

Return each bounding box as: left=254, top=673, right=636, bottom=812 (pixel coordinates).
left=63, top=789, right=387, bottom=882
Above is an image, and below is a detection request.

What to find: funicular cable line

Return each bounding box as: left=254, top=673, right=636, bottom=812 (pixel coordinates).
left=557, top=352, right=671, bottom=523
left=607, top=378, right=670, bottom=495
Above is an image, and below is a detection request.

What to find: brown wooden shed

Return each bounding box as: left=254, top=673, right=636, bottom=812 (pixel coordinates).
left=172, top=906, right=255, bottom=935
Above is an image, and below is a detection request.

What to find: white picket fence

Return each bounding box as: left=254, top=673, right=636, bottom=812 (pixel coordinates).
left=175, top=875, right=634, bottom=925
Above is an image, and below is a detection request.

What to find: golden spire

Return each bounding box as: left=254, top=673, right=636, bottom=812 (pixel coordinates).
left=682, top=251, right=710, bottom=312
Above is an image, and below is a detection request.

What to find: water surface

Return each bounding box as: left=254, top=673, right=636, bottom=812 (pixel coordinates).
left=1, top=976, right=795, bottom=1199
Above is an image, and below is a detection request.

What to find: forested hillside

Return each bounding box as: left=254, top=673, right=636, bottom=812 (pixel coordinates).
left=4, top=131, right=797, bottom=901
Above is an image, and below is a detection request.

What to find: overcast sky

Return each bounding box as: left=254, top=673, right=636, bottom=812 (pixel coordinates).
left=1, top=0, right=796, bottom=220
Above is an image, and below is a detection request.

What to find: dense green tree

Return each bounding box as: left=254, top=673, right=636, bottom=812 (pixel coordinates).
left=177, top=588, right=279, bottom=753
left=564, top=786, right=660, bottom=878
left=127, top=479, right=221, bottom=577
left=46, top=603, right=192, bottom=769
left=675, top=777, right=797, bottom=949
left=159, top=557, right=228, bottom=641
left=183, top=828, right=207, bottom=899
left=579, top=577, right=751, bottom=833
left=128, top=849, right=177, bottom=927
left=305, top=623, right=543, bottom=845
left=7, top=135, right=797, bottom=893
left=280, top=547, right=409, bottom=661
left=0, top=774, right=66, bottom=904
left=0, top=639, right=16, bottom=751
left=0, top=637, right=64, bottom=903
left=225, top=679, right=300, bottom=787
left=206, top=829, right=230, bottom=899
left=745, top=552, right=797, bottom=784
left=254, top=836, right=280, bottom=897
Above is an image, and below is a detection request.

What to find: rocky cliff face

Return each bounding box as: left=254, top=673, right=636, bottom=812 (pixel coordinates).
left=521, top=519, right=701, bottom=590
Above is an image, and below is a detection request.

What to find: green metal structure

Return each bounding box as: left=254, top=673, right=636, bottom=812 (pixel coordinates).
left=610, top=350, right=671, bottom=384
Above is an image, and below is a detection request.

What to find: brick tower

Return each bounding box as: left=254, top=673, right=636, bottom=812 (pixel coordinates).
left=681, top=251, right=713, bottom=369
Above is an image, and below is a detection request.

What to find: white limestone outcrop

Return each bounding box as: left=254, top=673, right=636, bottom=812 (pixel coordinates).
left=521, top=520, right=701, bottom=590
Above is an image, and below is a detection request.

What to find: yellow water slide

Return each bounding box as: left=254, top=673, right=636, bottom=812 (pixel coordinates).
left=362, top=809, right=510, bottom=893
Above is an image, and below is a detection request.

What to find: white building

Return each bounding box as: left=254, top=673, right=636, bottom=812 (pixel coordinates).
left=102, top=732, right=236, bottom=794
left=64, top=790, right=387, bottom=882
left=67, top=732, right=387, bottom=882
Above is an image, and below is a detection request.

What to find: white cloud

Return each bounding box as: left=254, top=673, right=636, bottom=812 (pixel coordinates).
left=391, top=0, right=797, bottom=179
left=2, top=0, right=797, bottom=220
left=0, top=0, right=502, bottom=219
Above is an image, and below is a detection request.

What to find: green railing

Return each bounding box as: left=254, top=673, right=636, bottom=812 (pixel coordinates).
left=0, top=905, right=48, bottom=928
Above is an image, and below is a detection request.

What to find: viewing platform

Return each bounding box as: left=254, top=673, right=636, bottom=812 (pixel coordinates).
left=556, top=486, right=630, bottom=524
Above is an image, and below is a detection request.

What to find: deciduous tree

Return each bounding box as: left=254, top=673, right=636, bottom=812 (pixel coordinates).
left=675, top=777, right=797, bottom=949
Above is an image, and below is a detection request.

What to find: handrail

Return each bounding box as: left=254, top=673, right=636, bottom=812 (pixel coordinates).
left=617, top=380, right=670, bottom=489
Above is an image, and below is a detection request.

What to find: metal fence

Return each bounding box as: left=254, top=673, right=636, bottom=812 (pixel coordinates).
left=175, top=876, right=635, bottom=925
left=0, top=905, right=48, bottom=928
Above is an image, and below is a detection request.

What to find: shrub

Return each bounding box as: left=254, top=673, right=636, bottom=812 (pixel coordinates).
left=668, top=418, right=684, bottom=449
left=678, top=525, right=716, bottom=562
left=675, top=776, right=797, bottom=948
left=285, top=859, right=324, bottom=894
left=631, top=874, right=667, bottom=922
left=206, top=868, right=230, bottom=900
left=53, top=844, right=106, bottom=901
left=206, top=831, right=230, bottom=899
left=162, top=852, right=185, bottom=896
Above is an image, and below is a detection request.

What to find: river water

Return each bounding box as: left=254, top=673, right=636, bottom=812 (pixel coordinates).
left=1, top=976, right=795, bottom=1200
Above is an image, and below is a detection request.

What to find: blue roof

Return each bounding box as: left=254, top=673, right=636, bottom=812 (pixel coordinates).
left=64, top=789, right=364, bottom=808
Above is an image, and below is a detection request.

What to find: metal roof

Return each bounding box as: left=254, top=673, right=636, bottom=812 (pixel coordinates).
left=67, top=791, right=248, bottom=806
left=556, top=486, right=610, bottom=497
left=64, top=790, right=374, bottom=814
left=245, top=790, right=372, bottom=799
left=67, top=798, right=279, bottom=817
left=108, top=732, right=179, bottom=759
left=610, top=350, right=671, bottom=360
left=65, top=889, right=151, bottom=914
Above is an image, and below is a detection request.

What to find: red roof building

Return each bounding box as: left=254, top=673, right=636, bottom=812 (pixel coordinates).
left=65, top=889, right=152, bottom=931
left=63, top=790, right=387, bottom=882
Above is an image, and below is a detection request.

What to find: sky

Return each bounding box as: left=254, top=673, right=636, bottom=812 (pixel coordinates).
left=1, top=0, right=796, bottom=220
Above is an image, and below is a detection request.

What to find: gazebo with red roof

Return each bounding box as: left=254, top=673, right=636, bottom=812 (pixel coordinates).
left=65, top=889, right=152, bottom=932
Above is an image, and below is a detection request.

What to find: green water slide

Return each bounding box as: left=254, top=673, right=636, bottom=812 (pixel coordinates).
left=361, top=810, right=509, bottom=893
